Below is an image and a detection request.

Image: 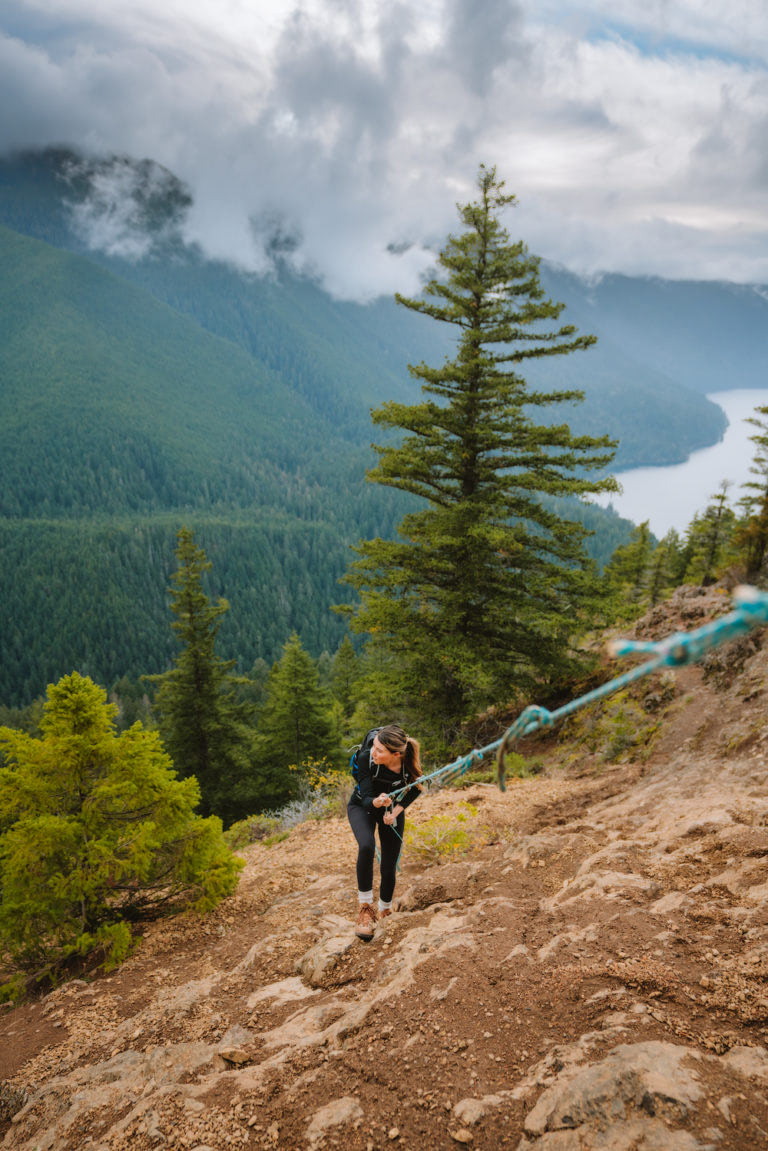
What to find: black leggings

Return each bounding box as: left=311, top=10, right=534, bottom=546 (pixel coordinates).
left=347, top=801, right=405, bottom=903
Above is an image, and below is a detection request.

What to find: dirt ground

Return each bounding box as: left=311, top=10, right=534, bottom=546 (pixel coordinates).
left=4, top=585, right=768, bottom=1150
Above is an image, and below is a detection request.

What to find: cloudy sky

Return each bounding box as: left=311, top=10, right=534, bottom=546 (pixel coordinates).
left=2, top=0, right=767, bottom=298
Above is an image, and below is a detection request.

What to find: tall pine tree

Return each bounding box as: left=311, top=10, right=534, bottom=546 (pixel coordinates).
left=343, top=165, right=617, bottom=743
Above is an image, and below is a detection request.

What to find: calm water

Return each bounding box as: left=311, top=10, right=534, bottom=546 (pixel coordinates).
left=594, top=389, right=768, bottom=537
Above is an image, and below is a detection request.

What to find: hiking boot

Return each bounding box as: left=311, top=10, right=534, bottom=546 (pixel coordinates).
left=378, top=907, right=392, bottom=920
left=355, top=903, right=377, bottom=940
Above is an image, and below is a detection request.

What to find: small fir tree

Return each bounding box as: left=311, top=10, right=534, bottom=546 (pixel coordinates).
left=646, top=530, right=684, bottom=605
left=330, top=634, right=360, bottom=721
left=149, top=528, right=259, bottom=825
left=254, top=633, right=342, bottom=807
left=735, top=406, right=768, bottom=582
left=603, top=521, right=655, bottom=607
left=344, top=165, right=617, bottom=743
left=0, top=672, right=241, bottom=989
left=662, top=528, right=687, bottom=587
left=677, top=515, right=700, bottom=584
left=683, top=482, right=735, bottom=586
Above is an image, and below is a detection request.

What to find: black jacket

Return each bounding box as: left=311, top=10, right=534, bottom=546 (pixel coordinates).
left=349, top=747, right=422, bottom=815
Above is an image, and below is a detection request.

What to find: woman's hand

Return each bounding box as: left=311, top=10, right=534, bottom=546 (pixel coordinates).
left=383, top=804, right=403, bottom=826
left=372, top=793, right=391, bottom=809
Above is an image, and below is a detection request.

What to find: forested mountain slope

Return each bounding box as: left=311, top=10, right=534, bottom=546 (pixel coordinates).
left=542, top=264, right=768, bottom=397
left=2, top=147, right=763, bottom=707
left=0, top=224, right=414, bottom=703
left=0, top=149, right=733, bottom=470
left=0, top=226, right=350, bottom=517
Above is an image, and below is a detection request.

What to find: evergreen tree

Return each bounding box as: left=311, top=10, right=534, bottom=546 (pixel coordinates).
left=238, top=658, right=270, bottom=710
left=683, top=482, right=735, bottom=585
left=343, top=166, right=617, bottom=742
left=735, top=508, right=768, bottom=585
left=662, top=528, right=687, bottom=587
left=647, top=530, right=684, bottom=604
left=0, top=672, right=241, bottom=986
left=316, top=650, right=334, bottom=691
left=110, top=675, right=153, bottom=732
left=735, top=406, right=768, bottom=582
left=148, top=528, right=260, bottom=825
left=330, top=634, right=360, bottom=721
left=677, top=515, right=700, bottom=584
left=254, top=633, right=341, bottom=808
left=603, top=521, right=655, bottom=605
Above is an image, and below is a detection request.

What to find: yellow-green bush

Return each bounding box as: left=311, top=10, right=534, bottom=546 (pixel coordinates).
left=224, top=813, right=284, bottom=849
left=562, top=689, right=660, bottom=763
left=404, top=803, right=491, bottom=864
left=299, top=757, right=351, bottom=819
left=0, top=672, right=242, bottom=996
left=263, top=830, right=290, bottom=847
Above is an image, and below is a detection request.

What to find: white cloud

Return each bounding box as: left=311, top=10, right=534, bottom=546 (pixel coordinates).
left=1, top=0, right=768, bottom=297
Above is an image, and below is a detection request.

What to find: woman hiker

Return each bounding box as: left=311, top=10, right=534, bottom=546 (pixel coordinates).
left=347, top=723, right=423, bottom=940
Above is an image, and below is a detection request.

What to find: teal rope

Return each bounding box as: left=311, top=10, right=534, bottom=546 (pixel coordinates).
left=389, top=585, right=768, bottom=802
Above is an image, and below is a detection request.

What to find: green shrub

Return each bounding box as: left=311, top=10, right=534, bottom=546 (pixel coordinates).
left=563, top=689, right=659, bottom=763
left=0, top=672, right=243, bottom=991
left=263, top=830, right=290, bottom=847
left=297, top=758, right=351, bottom=819
left=224, top=813, right=283, bottom=849
left=450, top=768, right=497, bottom=787
left=404, top=803, right=491, bottom=864
left=456, top=753, right=544, bottom=787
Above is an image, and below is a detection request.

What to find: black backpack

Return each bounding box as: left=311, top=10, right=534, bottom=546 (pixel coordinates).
left=349, top=727, right=381, bottom=782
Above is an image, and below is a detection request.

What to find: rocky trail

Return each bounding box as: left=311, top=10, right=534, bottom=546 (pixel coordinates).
left=4, top=586, right=768, bottom=1149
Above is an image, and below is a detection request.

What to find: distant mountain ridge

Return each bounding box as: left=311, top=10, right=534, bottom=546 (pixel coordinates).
left=542, top=265, right=768, bottom=397
left=1, top=148, right=752, bottom=470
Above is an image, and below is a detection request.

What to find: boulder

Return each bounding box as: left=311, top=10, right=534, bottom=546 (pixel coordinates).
left=524, top=1041, right=703, bottom=1136
left=296, top=930, right=356, bottom=987
left=305, top=1095, right=363, bottom=1146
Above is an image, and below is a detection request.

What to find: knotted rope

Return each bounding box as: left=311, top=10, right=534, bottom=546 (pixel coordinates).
left=390, top=585, right=768, bottom=803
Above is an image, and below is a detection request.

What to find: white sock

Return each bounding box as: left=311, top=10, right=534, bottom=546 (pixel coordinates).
left=378, top=899, right=392, bottom=912
left=358, top=890, right=374, bottom=905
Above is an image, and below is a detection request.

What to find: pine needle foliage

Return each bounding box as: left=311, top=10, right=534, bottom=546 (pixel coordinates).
left=343, top=166, right=617, bottom=743
left=0, top=672, right=241, bottom=993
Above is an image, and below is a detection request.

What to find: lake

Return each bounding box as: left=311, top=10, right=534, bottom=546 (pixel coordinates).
left=594, top=388, right=768, bottom=537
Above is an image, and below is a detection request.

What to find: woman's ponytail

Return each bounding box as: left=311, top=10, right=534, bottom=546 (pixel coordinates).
left=403, top=736, right=422, bottom=782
